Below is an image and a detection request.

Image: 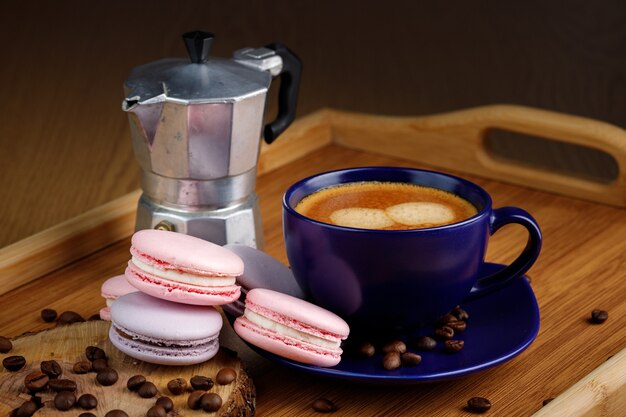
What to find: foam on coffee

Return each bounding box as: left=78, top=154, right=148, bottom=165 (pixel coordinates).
left=295, top=181, right=477, bottom=230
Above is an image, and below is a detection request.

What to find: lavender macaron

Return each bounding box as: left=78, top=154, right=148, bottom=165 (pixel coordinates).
left=109, top=292, right=222, bottom=365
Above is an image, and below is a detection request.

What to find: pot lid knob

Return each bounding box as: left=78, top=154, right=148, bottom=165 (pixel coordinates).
left=182, top=30, right=214, bottom=63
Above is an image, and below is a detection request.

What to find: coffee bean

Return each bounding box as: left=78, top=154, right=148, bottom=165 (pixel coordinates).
left=88, top=314, right=101, bottom=321
left=201, top=393, right=223, bottom=412
left=190, top=375, right=214, bottom=391
left=77, top=393, right=98, bottom=410
left=41, top=360, right=63, bottom=379
left=542, top=398, right=554, bottom=406
left=448, top=320, right=467, bottom=333
left=79, top=414, right=97, bottom=417
left=436, top=313, right=459, bottom=327
left=92, top=358, right=109, bottom=372
left=96, top=368, right=119, bottom=386
left=138, top=381, right=158, bottom=398
left=410, top=336, right=437, bottom=351
left=188, top=390, right=205, bottom=410
left=434, top=326, right=454, bottom=340
left=48, top=379, right=77, bottom=392
left=3, top=355, right=26, bottom=372
left=127, top=375, right=146, bottom=391
left=146, top=405, right=166, bottom=417
left=57, top=311, right=85, bottom=325
left=382, top=351, right=401, bottom=370
left=401, top=352, right=422, bottom=366
left=216, top=367, right=237, bottom=385
left=156, top=396, right=174, bottom=412
left=590, top=309, right=608, bottom=324
left=73, top=360, right=92, bottom=374
left=105, top=410, right=129, bottom=417
left=355, top=341, right=375, bottom=358
left=467, top=396, right=491, bottom=413
left=85, top=346, right=107, bottom=361
left=312, top=398, right=337, bottom=413
left=0, top=336, right=12, bottom=353
left=167, top=377, right=188, bottom=395
left=54, top=391, right=76, bottom=411
left=381, top=340, right=407, bottom=354
left=451, top=306, right=469, bottom=321
left=15, top=400, right=37, bottom=417
left=40, top=308, right=58, bottom=323
left=24, top=371, right=49, bottom=392
left=444, top=339, right=465, bottom=353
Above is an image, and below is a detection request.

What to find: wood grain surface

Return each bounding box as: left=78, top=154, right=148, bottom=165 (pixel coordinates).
left=2, top=0, right=625, bottom=248
left=0, top=144, right=624, bottom=416
left=0, top=321, right=255, bottom=416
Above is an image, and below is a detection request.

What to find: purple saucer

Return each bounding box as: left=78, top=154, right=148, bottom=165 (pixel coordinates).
left=241, top=263, right=540, bottom=383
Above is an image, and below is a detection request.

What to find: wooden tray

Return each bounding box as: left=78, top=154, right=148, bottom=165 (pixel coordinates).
left=1, top=105, right=625, bottom=416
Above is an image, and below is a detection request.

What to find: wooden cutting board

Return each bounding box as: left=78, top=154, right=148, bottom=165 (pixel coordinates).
left=0, top=320, right=255, bottom=416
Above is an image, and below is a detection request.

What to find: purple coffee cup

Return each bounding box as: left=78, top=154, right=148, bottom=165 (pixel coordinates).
left=282, top=166, right=542, bottom=332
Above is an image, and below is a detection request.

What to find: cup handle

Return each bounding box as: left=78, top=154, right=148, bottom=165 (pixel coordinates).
left=466, top=207, right=542, bottom=300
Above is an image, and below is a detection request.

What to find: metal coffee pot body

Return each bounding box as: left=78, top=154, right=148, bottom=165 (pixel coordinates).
left=123, top=31, right=301, bottom=247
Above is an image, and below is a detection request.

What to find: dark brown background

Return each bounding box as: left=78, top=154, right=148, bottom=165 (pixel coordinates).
left=1, top=0, right=625, bottom=247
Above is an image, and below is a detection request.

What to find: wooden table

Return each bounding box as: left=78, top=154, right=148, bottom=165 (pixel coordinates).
left=1, top=107, right=625, bottom=416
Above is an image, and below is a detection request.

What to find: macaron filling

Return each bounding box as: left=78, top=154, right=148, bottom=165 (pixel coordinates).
left=131, top=247, right=240, bottom=278
left=110, top=326, right=218, bottom=358
left=112, top=323, right=218, bottom=349
left=129, top=257, right=236, bottom=286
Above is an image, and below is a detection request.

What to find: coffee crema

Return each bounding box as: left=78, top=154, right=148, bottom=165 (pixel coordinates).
left=294, top=181, right=477, bottom=230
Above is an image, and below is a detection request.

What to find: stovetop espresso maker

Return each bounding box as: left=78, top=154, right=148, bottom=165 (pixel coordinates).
left=123, top=31, right=301, bottom=248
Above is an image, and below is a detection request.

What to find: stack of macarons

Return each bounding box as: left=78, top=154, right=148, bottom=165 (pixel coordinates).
left=108, top=229, right=243, bottom=365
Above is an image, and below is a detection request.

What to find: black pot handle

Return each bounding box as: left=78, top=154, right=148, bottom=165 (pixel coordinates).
left=263, top=43, right=302, bottom=144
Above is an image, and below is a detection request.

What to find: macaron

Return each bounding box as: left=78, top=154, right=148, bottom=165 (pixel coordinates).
left=109, top=292, right=222, bottom=365
left=234, top=288, right=350, bottom=367
left=125, top=230, right=243, bottom=305
left=222, top=244, right=304, bottom=317
left=99, top=275, right=138, bottom=321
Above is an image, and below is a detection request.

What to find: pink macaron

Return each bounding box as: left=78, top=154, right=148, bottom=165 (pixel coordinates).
left=109, top=292, right=222, bottom=365
left=125, top=230, right=242, bottom=305
left=234, top=288, right=350, bottom=367
left=99, top=275, right=138, bottom=321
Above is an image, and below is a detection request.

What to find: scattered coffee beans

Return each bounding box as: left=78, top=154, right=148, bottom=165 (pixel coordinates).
left=188, top=390, right=205, bottom=410
left=382, top=351, right=401, bottom=370
left=88, top=314, right=101, bottom=321
left=24, top=371, right=49, bottom=392
left=105, top=410, right=129, bottom=417
left=40, top=360, right=63, bottom=379
left=401, top=352, right=422, bottom=366
left=382, top=340, right=407, bottom=354
left=0, top=336, right=12, bottom=353
left=57, top=311, right=85, bottom=325
left=86, top=346, right=107, bottom=361
left=138, top=381, right=158, bottom=398
left=451, top=306, right=469, bottom=321
left=312, top=398, right=337, bottom=413
left=96, top=368, right=119, bottom=386
left=156, top=397, right=174, bottom=412
left=79, top=414, right=97, bottom=417
left=92, top=358, right=109, bottom=372
left=355, top=342, right=375, bottom=358
left=216, top=367, right=237, bottom=385
left=40, top=308, right=58, bottom=323
left=434, top=326, right=454, bottom=340
left=15, top=400, right=37, bottom=417
left=410, top=336, right=437, bottom=351
left=146, top=405, right=166, bottom=417
left=467, top=396, right=491, bottom=413
left=48, top=379, right=76, bottom=392
left=77, top=393, right=98, bottom=410
left=448, top=320, right=467, bottom=333
left=73, top=360, right=92, bottom=374
left=190, top=375, right=214, bottom=390
left=54, top=391, right=76, bottom=411
left=436, top=314, right=458, bottom=327
left=167, top=377, right=188, bottom=395
left=201, top=393, right=223, bottom=412
left=590, top=309, right=608, bottom=324
left=444, top=340, right=465, bottom=353
left=127, top=375, right=147, bottom=391
left=48, top=378, right=77, bottom=392
left=3, top=355, right=26, bottom=372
